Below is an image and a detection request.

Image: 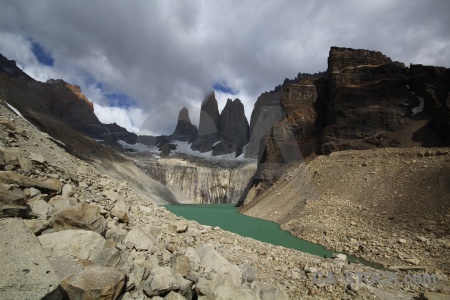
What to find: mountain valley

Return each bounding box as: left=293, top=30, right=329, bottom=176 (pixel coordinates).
left=0, top=46, right=449, bottom=300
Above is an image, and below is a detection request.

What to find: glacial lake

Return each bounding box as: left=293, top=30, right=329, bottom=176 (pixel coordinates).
left=165, top=204, right=382, bottom=269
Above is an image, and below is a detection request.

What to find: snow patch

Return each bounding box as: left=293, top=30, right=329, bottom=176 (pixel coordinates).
left=116, top=139, right=254, bottom=162
left=4, top=101, right=35, bottom=128
left=412, top=97, right=425, bottom=115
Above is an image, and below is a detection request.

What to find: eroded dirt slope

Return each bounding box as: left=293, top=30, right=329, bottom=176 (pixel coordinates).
left=241, top=148, right=450, bottom=275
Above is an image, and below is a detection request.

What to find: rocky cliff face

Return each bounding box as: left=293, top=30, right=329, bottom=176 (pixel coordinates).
left=245, top=91, right=283, bottom=159
left=212, top=99, right=249, bottom=157
left=0, top=55, right=140, bottom=150
left=170, top=107, right=198, bottom=142
left=408, top=64, right=450, bottom=145
left=240, top=46, right=449, bottom=206
left=191, top=92, right=221, bottom=152
left=189, top=92, right=251, bottom=156
left=44, top=79, right=104, bottom=136
left=137, top=158, right=256, bottom=204
left=319, top=47, right=412, bottom=153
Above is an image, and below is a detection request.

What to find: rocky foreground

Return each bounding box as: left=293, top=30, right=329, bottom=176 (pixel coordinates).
left=1, top=100, right=449, bottom=299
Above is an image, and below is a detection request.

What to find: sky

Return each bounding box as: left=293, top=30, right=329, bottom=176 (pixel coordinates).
left=0, top=0, right=449, bottom=135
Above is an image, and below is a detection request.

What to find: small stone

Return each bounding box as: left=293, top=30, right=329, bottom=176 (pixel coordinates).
left=307, top=288, right=316, bottom=296
left=398, top=238, right=407, bottom=244
left=404, top=258, right=420, bottom=265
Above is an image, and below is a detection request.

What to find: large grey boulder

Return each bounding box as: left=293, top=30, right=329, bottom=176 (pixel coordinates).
left=250, top=281, right=289, bottom=300
left=196, top=272, right=259, bottom=300
left=195, top=243, right=243, bottom=286
left=51, top=202, right=107, bottom=235
left=0, top=170, right=62, bottom=193
left=110, top=199, right=129, bottom=223
left=124, top=224, right=157, bottom=252
left=38, top=229, right=107, bottom=261
left=0, top=218, right=61, bottom=300
left=239, top=263, right=258, bottom=283
left=61, top=266, right=125, bottom=300
left=143, top=266, right=192, bottom=298
left=48, top=256, right=84, bottom=280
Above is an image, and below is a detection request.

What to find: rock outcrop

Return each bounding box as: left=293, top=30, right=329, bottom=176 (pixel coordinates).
left=138, top=158, right=256, bottom=204
left=212, top=98, right=249, bottom=157
left=0, top=218, right=61, bottom=300
left=408, top=64, right=450, bottom=145
left=170, top=107, right=198, bottom=142
left=191, top=92, right=221, bottom=152
left=189, top=93, right=251, bottom=156
left=240, top=46, right=450, bottom=206
left=319, top=47, right=411, bottom=153
left=245, top=90, right=284, bottom=159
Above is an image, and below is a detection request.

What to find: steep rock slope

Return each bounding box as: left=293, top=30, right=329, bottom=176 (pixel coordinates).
left=2, top=100, right=447, bottom=299
left=170, top=107, right=198, bottom=142
left=319, top=47, right=443, bottom=153
left=240, top=147, right=450, bottom=277
left=240, top=46, right=449, bottom=206
left=0, top=54, right=181, bottom=204
left=191, top=92, right=221, bottom=152
left=136, top=157, right=256, bottom=204
left=213, top=98, right=249, bottom=157
left=190, top=92, right=251, bottom=157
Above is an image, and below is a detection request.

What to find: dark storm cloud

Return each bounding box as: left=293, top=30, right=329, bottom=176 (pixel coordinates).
left=0, top=0, right=449, bottom=134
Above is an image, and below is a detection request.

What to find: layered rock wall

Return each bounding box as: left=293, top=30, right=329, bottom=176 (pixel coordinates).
left=138, top=159, right=256, bottom=204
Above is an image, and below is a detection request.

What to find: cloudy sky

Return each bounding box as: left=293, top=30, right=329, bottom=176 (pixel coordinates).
left=1, top=0, right=449, bottom=135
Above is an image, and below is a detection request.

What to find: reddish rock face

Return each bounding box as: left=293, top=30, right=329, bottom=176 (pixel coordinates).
left=240, top=47, right=449, bottom=205
left=44, top=79, right=105, bottom=136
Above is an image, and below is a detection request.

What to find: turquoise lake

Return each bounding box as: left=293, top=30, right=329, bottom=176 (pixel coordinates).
left=165, top=204, right=382, bottom=269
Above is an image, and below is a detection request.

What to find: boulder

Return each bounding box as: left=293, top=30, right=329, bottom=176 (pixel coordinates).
left=51, top=202, right=107, bottom=235
left=48, top=195, right=76, bottom=212
left=0, top=171, right=62, bottom=193
left=184, top=247, right=200, bottom=272
left=239, top=263, right=258, bottom=283
left=423, top=291, right=450, bottom=300
left=0, top=218, right=61, bottom=300
left=48, top=256, right=84, bottom=280
left=110, top=199, right=129, bottom=223
left=29, top=198, right=52, bottom=219
left=124, top=224, right=157, bottom=252
left=60, top=266, right=125, bottom=300
left=105, top=226, right=128, bottom=243
left=0, top=182, right=24, bottom=205
left=24, top=218, right=50, bottom=234
left=165, top=291, right=188, bottom=300
left=143, top=266, right=192, bottom=297
left=38, top=229, right=107, bottom=261
left=91, top=242, right=121, bottom=268
left=171, top=254, right=191, bottom=277
left=0, top=146, right=32, bottom=171
left=195, top=243, right=243, bottom=286
left=250, top=281, right=289, bottom=300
